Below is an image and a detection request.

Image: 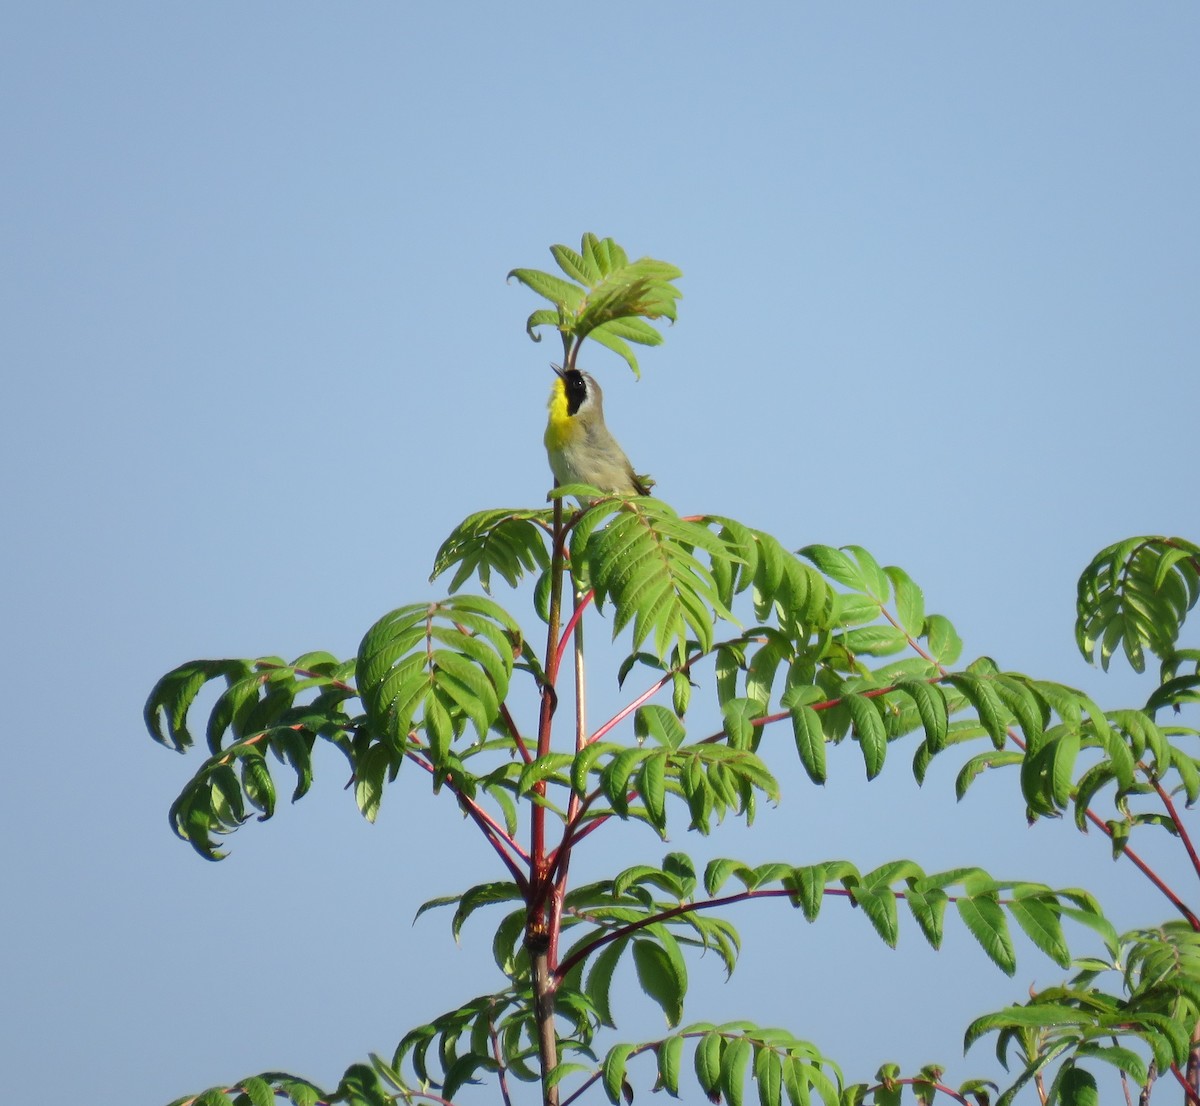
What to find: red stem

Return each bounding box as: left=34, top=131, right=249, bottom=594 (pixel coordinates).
left=1170, top=1063, right=1200, bottom=1106
left=405, top=751, right=530, bottom=889
left=1153, top=780, right=1200, bottom=886
left=499, top=700, right=533, bottom=766
left=555, top=589, right=594, bottom=673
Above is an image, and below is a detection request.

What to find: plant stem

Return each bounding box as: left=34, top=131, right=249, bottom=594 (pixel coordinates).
left=529, top=495, right=566, bottom=1106
left=1170, top=1061, right=1200, bottom=1106
left=1153, top=780, right=1200, bottom=887
left=550, top=587, right=589, bottom=969
left=489, top=1015, right=515, bottom=1106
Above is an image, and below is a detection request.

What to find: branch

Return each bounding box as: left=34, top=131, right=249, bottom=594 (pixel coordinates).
left=1152, top=779, right=1200, bottom=885
left=405, top=749, right=530, bottom=890
left=1170, top=1062, right=1200, bottom=1106
left=498, top=701, right=534, bottom=766
left=874, top=1078, right=971, bottom=1105
left=550, top=588, right=591, bottom=968
left=489, top=1012, right=515, bottom=1106
left=554, top=889, right=763, bottom=980
left=555, top=588, right=594, bottom=674
left=878, top=605, right=1200, bottom=931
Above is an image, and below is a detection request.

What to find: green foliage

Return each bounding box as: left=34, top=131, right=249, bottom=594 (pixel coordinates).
left=146, top=514, right=1200, bottom=1102
left=573, top=497, right=740, bottom=663
left=430, top=507, right=553, bottom=594
left=1076, top=536, right=1200, bottom=672
left=508, top=232, right=682, bottom=377
left=698, top=856, right=1091, bottom=974
left=357, top=595, right=522, bottom=772
left=145, top=654, right=354, bottom=858
left=588, top=1025, right=843, bottom=1106
left=960, top=920, right=1200, bottom=1105
left=144, top=239, right=1200, bottom=1106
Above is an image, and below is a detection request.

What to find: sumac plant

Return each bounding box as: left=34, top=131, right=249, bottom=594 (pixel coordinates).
left=145, top=235, right=1200, bottom=1106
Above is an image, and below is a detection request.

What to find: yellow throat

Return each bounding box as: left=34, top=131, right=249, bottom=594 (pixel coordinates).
left=544, top=375, right=574, bottom=451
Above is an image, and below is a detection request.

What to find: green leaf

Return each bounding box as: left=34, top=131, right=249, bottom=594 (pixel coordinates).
left=517, top=752, right=575, bottom=797
left=354, top=742, right=393, bottom=823
left=636, top=704, right=687, bottom=749
left=784, top=687, right=827, bottom=784
left=723, top=697, right=766, bottom=749
left=947, top=673, right=1010, bottom=750
left=955, top=750, right=1024, bottom=800
left=586, top=326, right=642, bottom=378
left=601, top=747, right=654, bottom=815
left=602, top=1043, right=635, bottom=1105
left=782, top=1058, right=811, bottom=1106
left=840, top=625, right=909, bottom=656
left=1076, top=537, right=1200, bottom=671
left=695, top=1031, right=724, bottom=1095
left=925, top=615, right=963, bottom=666
left=641, top=752, right=668, bottom=831
left=1050, top=729, right=1081, bottom=809
left=585, top=937, right=628, bottom=1027
left=957, top=893, right=1016, bottom=975
left=551, top=242, right=600, bottom=284
left=145, top=659, right=248, bottom=751
left=507, top=267, right=585, bottom=311
left=335, top=1063, right=390, bottom=1106
left=885, top=566, right=926, bottom=637
left=633, top=937, right=685, bottom=1026
left=235, top=1077, right=275, bottom=1106
left=1056, top=1065, right=1098, bottom=1106
left=895, top=680, right=948, bottom=752
left=276, top=1079, right=321, bottom=1106
left=904, top=883, right=948, bottom=949
left=799, top=545, right=865, bottom=591
left=193, top=1091, right=235, bottom=1106
left=851, top=882, right=899, bottom=947
left=451, top=881, right=524, bottom=942
left=844, top=694, right=887, bottom=779
left=658, top=1034, right=684, bottom=1098
left=721, top=1036, right=753, bottom=1106
left=1007, top=894, right=1070, bottom=969
left=963, top=1003, right=1091, bottom=1053
left=785, top=864, right=827, bottom=922
left=755, top=1045, right=784, bottom=1106
left=1075, top=1044, right=1146, bottom=1085
left=993, top=675, right=1046, bottom=746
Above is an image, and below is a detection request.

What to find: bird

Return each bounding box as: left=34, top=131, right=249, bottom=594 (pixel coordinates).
left=544, top=364, right=653, bottom=496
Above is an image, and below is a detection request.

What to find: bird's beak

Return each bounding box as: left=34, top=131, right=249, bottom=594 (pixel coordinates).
left=551, top=363, right=565, bottom=379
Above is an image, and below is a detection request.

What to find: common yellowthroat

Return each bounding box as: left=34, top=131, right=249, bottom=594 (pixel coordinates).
left=544, top=364, right=652, bottom=495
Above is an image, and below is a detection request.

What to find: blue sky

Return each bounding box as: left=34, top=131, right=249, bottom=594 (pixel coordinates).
left=3, top=4, right=1198, bottom=1103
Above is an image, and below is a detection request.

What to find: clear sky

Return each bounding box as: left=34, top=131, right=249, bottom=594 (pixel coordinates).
left=3, top=4, right=1198, bottom=1104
